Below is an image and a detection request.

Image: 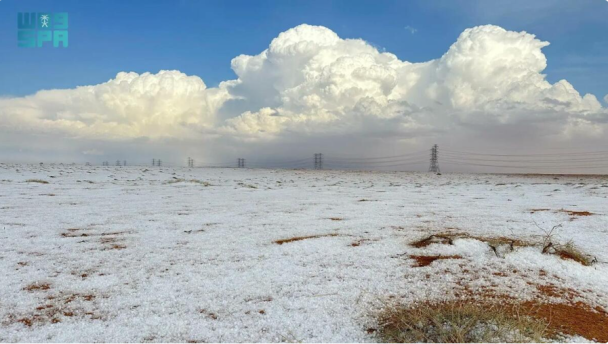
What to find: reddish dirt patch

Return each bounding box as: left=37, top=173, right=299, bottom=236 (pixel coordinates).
left=328, top=217, right=344, bottom=221
left=274, top=233, right=339, bottom=245
left=536, top=284, right=581, bottom=300
left=521, top=302, right=608, bottom=342
left=409, top=255, right=463, bottom=267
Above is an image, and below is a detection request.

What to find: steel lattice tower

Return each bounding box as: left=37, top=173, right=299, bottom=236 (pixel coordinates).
left=428, top=144, right=440, bottom=173
left=314, top=153, right=323, bottom=170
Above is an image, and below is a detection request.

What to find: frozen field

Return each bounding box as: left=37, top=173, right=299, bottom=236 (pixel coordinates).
left=1, top=164, right=607, bottom=342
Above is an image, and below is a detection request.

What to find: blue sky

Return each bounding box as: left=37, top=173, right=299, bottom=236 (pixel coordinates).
left=1, top=0, right=607, bottom=100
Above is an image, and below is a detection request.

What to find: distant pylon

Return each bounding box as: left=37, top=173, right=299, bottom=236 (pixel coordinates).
left=187, top=157, right=194, bottom=168
left=314, top=153, right=323, bottom=170
left=237, top=158, right=245, bottom=168
left=428, top=144, right=440, bottom=173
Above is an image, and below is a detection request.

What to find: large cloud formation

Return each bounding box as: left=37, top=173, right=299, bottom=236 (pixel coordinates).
left=1, top=24, right=607, bottom=162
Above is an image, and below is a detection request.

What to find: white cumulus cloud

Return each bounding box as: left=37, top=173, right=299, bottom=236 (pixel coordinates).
left=0, top=70, right=230, bottom=140
left=0, top=24, right=606, bottom=163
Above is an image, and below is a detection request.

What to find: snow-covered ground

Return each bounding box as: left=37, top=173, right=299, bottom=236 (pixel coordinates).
left=1, top=164, right=607, bottom=342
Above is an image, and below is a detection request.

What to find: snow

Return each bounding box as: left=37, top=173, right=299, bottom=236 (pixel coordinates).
left=1, top=164, right=607, bottom=342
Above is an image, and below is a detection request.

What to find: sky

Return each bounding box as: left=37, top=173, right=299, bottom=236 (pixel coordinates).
left=1, top=0, right=608, bottom=172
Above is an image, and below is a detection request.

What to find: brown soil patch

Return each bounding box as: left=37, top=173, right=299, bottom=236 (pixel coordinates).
left=350, top=238, right=373, bottom=247
left=61, top=232, right=89, bottom=238
left=529, top=208, right=551, bottom=214
left=7, top=292, right=99, bottom=327
left=530, top=208, right=595, bottom=216
left=409, top=255, right=463, bottom=267
left=328, top=217, right=343, bottom=221
left=100, top=237, right=119, bottom=244
left=23, top=283, right=51, bottom=292
left=199, top=309, right=218, bottom=320
left=106, top=244, right=127, bottom=250
left=274, top=233, right=339, bottom=245
left=558, top=209, right=594, bottom=216
left=410, top=234, right=454, bottom=248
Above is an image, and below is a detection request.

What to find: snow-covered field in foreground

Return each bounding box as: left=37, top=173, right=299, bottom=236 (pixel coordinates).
left=1, top=165, right=607, bottom=342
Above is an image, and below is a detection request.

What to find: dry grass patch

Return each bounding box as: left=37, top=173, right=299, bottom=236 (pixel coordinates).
left=410, top=233, right=534, bottom=251
left=529, top=208, right=595, bottom=217
left=541, top=236, right=595, bottom=266
left=409, top=255, right=463, bottom=267
left=554, top=242, right=595, bottom=266
left=7, top=292, right=99, bottom=327
left=274, top=233, right=339, bottom=245
left=411, top=234, right=455, bottom=248
left=529, top=208, right=550, bottom=214
left=165, top=178, right=211, bottom=186
left=377, top=301, right=549, bottom=342
left=25, top=179, right=49, bottom=184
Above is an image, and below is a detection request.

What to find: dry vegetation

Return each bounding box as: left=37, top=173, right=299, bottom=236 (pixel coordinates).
left=25, top=179, right=49, bottom=184
left=273, top=233, right=339, bottom=245
left=411, top=229, right=596, bottom=266
left=165, top=178, right=211, bottom=186
left=378, top=301, right=549, bottom=343
left=550, top=241, right=595, bottom=266
left=409, top=255, right=463, bottom=267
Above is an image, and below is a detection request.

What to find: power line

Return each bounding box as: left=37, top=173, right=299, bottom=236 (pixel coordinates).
left=442, top=148, right=608, bottom=157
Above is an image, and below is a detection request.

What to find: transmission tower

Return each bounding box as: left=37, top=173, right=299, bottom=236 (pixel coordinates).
left=428, top=144, right=440, bottom=173
left=237, top=158, right=245, bottom=168
left=187, top=157, right=194, bottom=168
left=152, top=159, right=156, bottom=167
left=116, top=160, right=121, bottom=167
left=314, top=153, right=323, bottom=170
